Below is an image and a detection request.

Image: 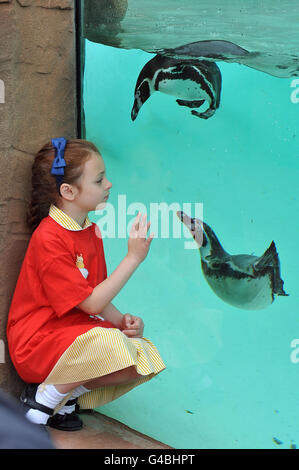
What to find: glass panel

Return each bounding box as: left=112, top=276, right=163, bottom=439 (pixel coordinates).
left=80, top=0, right=299, bottom=449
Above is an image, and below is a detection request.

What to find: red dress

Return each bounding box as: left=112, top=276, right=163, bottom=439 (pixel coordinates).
left=6, top=213, right=115, bottom=383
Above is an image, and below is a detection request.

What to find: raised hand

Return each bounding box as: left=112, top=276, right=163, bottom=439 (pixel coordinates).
left=127, top=212, right=154, bottom=264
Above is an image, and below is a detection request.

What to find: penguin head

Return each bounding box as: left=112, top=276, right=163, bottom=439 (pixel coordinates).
left=131, top=55, right=171, bottom=121
left=176, top=211, right=207, bottom=249
left=131, top=79, right=152, bottom=121
left=177, top=211, right=228, bottom=262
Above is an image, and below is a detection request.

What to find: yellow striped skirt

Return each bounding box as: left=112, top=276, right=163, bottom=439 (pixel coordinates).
left=43, top=327, right=165, bottom=412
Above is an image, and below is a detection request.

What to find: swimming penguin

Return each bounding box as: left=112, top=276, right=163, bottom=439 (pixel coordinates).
left=131, top=55, right=222, bottom=121
left=177, top=211, right=288, bottom=310
left=158, top=39, right=299, bottom=79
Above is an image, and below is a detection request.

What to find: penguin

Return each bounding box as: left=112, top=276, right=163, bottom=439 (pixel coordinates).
left=131, top=55, right=222, bottom=121
left=158, top=39, right=299, bottom=79
left=158, top=39, right=249, bottom=62
left=177, top=211, right=288, bottom=310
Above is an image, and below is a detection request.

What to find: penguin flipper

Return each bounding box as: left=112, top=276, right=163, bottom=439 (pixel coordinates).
left=205, top=254, right=231, bottom=268
left=176, top=99, right=205, bottom=109
left=254, top=241, right=289, bottom=297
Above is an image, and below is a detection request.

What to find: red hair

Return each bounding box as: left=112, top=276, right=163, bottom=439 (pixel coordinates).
left=27, top=139, right=100, bottom=233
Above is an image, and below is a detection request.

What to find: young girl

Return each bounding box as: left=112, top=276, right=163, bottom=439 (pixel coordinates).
left=6, top=138, right=165, bottom=431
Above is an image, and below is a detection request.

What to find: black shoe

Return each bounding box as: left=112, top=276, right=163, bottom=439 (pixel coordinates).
left=20, top=383, right=55, bottom=418
left=47, top=410, right=83, bottom=431
left=20, top=384, right=82, bottom=432
left=75, top=402, right=93, bottom=414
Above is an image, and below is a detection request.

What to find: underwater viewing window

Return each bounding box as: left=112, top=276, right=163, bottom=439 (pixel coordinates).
left=79, top=0, right=299, bottom=449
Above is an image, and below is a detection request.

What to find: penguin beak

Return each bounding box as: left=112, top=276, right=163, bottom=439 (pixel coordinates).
left=176, top=211, right=204, bottom=247
left=131, top=101, right=139, bottom=121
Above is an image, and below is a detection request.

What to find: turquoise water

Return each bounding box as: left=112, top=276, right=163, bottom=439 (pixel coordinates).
left=83, top=38, right=298, bottom=448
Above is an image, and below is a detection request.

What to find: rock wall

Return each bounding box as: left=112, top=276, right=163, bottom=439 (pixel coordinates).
left=0, top=0, right=77, bottom=396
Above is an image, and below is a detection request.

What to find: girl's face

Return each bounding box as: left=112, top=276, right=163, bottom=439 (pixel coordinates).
left=75, top=152, right=112, bottom=212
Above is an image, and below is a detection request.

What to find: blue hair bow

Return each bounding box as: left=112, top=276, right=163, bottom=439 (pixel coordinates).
left=51, top=137, right=67, bottom=189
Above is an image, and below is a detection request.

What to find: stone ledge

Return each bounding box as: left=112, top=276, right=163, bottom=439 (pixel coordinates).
left=49, top=410, right=172, bottom=450
left=16, top=0, right=72, bottom=9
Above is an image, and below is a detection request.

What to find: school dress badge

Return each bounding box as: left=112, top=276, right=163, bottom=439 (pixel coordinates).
left=75, top=253, right=89, bottom=279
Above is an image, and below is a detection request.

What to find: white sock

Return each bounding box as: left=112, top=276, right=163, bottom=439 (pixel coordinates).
left=58, top=385, right=90, bottom=415
left=71, top=385, right=90, bottom=399
left=25, top=384, right=68, bottom=425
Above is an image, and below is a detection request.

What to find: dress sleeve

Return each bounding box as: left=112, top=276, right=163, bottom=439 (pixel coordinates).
left=39, top=253, right=94, bottom=318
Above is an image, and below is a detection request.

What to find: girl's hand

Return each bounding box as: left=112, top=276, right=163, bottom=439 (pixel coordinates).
left=127, top=213, right=154, bottom=265
left=121, top=313, right=144, bottom=338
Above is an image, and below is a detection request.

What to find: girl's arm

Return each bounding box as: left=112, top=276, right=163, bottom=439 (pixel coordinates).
left=100, top=303, right=144, bottom=338
left=100, top=302, right=124, bottom=328
left=77, top=213, right=154, bottom=315
left=78, top=255, right=139, bottom=315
